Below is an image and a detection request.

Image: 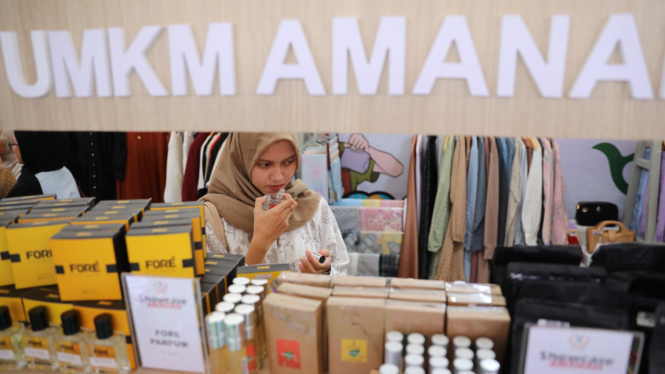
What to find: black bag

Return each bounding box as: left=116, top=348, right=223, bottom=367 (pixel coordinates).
left=590, top=243, right=665, bottom=273
left=575, top=201, right=619, bottom=226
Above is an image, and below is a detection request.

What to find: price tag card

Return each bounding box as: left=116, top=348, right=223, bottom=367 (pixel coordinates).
left=522, top=324, right=644, bottom=374
left=124, top=274, right=206, bottom=373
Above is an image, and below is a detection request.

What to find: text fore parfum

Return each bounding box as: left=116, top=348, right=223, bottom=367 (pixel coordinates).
left=87, top=314, right=129, bottom=374
left=55, top=310, right=90, bottom=374
left=0, top=306, right=26, bottom=371
left=23, top=306, right=58, bottom=371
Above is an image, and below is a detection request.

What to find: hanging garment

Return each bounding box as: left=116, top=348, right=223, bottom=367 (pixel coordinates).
left=540, top=138, right=554, bottom=244
left=182, top=131, right=194, bottom=169
left=197, top=134, right=215, bottom=194
left=525, top=137, right=534, bottom=171
left=205, top=133, right=228, bottom=185
left=418, top=136, right=438, bottom=279
left=515, top=140, right=529, bottom=245
left=472, top=137, right=487, bottom=251
left=435, top=136, right=467, bottom=281
left=164, top=131, right=184, bottom=203
left=464, top=137, right=479, bottom=280
left=379, top=254, right=400, bottom=277
left=655, top=153, right=665, bottom=242
left=415, top=135, right=423, bottom=229
left=551, top=139, right=569, bottom=245
left=478, top=138, right=500, bottom=283
left=522, top=140, right=543, bottom=246
left=428, top=136, right=455, bottom=279
left=348, top=253, right=359, bottom=276
left=182, top=133, right=209, bottom=202
left=116, top=132, right=168, bottom=203
left=398, top=136, right=419, bottom=278
left=358, top=232, right=403, bottom=255
left=497, top=138, right=510, bottom=246
left=331, top=206, right=361, bottom=235
left=200, top=133, right=223, bottom=197
left=505, top=137, right=525, bottom=246
left=630, top=148, right=650, bottom=235
left=358, top=253, right=380, bottom=276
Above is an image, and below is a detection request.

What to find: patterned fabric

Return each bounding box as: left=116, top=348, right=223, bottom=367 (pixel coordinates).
left=358, top=253, right=380, bottom=276
left=331, top=206, right=361, bottom=233
left=335, top=199, right=363, bottom=206
left=206, top=198, right=349, bottom=276
left=348, top=253, right=359, bottom=276
left=379, top=255, right=400, bottom=277
left=359, top=207, right=403, bottom=232
left=630, top=148, right=650, bottom=237
left=353, top=231, right=403, bottom=255
left=550, top=139, right=569, bottom=245
left=540, top=138, right=554, bottom=245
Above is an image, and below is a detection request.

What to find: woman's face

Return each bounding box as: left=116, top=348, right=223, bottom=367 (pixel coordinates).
left=251, top=140, right=298, bottom=196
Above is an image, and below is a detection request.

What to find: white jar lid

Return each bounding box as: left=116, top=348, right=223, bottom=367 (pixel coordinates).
left=232, top=277, right=250, bottom=286
left=429, top=356, right=449, bottom=369
left=475, top=337, right=494, bottom=350
left=431, top=334, right=449, bottom=347
left=428, top=345, right=446, bottom=357
left=476, top=349, right=496, bottom=361
left=385, top=341, right=403, bottom=353
left=386, top=331, right=404, bottom=342
left=379, top=364, right=399, bottom=374
left=480, top=359, right=501, bottom=372
left=453, top=336, right=471, bottom=348
left=404, top=367, right=425, bottom=374
left=405, top=354, right=424, bottom=367
left=430, top=369, right=452, bottom=374
left=455, top=348, right=474, bottom=360
left=406, top=344, right=425, bottom=355
left=407, top=333, right=426, bottom=345
left=453, top=358, right=473, bottom=371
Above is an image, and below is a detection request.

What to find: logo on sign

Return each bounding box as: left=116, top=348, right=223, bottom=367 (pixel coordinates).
left=153, top=281, right=168, bottom=294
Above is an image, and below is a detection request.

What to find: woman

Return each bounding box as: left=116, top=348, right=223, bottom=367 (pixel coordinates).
left=6, top=131, right=81, bottom=199
left=201, top=133, right=349, bottom=275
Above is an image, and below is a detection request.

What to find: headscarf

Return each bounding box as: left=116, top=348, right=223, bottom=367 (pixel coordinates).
left=201, top=132, right=321, bottom=234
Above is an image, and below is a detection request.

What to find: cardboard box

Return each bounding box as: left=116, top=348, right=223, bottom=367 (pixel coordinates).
left=237, top=264, right=291, bottom=293
left=384, top=299, right=446, bottom=337
left=71, top=211, right=136, bottom=231
left=327, top=297, right=386, bottom=374
left=125, top=226, right=196, bottom=278
left=6, top=221, right=69, bottom=289
left=0, top=204, right=34, bottom=213
left=447, top=293, right=506, bottom=307
left=96, top=199, right=151, bottom=212
left=446, top=306, right=510, bottom=365
left=264, top=293, right=324, bottom=374
left=200, top=282, right=219, bottom=316
left=17, top=211, right=80, bottom=223
left=332, top=286, right=389, bottom=299
left=390, top=278, right=445, bottom=290
left=21, top=288, right=74, bottom=325
left=29, top=206, right=90, bottom=215
left=204, top=256, right=244, bottom=291
left=445, top=282, right=502, bottom=296
left=1, top=194, right=56, bottom=202
left=60, top=222, right=127, bottom=235
left=274, top=272, right=332, bottom=289
left=134, top=218, right=203, bottom=275
left=74, top=300, right=137, bottom=369
left=0, top=285, right=29, bottom=322
left=149, top=202, right=204, bottom=220
left=143, top=211, right=205, bottom=257
left=86, top=207, right=144, bottom=221
left=333, top=275, right=388, bottom=288
left=50, top=227, right=128, bottom=301
left=0, top=220, right=15, bottom=286
left=388, top=288, right=447, bottom=303
left=0, top=211, right=26, bottom=223
left=206, top=253, right=245, bottom=266
left=34, top=197, right=95, bottom=207
left=200, top=274, right=227, bottom=301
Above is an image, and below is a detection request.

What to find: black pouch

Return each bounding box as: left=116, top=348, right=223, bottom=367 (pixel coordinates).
left=575, top=201, right=619, bottom=226
left=590, top=243, right=665, bottom=273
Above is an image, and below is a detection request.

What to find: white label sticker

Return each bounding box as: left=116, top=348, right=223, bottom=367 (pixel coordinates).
left=25, top=347, right=51, bottom=360
left=0, top=349, right=16, bottom=360
left=57, top=352, right=82, bottom=366
left=90, top=357, right=117, bottom=368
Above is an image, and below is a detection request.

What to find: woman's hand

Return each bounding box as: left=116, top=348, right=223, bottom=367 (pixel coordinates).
left=246, top=194, right=298, bottom=265
left=299, top=249, right=331, bottom=274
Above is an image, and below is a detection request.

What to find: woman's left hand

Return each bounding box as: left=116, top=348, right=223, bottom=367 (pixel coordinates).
left=299, top=249, right=331, bottom=274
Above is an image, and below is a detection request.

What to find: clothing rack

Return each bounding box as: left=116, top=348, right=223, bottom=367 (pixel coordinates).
left=623, top=140, right=663, bottom=242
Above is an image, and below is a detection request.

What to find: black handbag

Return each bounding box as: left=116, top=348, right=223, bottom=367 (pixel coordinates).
left=575, top=201, right=619, bottom=226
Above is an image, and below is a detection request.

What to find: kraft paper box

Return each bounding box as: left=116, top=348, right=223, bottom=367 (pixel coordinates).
left=18, top=212, right=80, bottom=223
left=446, top=306, right=510, bottom=365
left=60, top=222, right=127, bottom=235
left=327, top=297, right=386, bottom=374
left=445, top=282, right=502, bottom=296
left=390, top=278, right=445, bottom=290
left=50, top=228, right=129, bottom=301
left=74, top=300, right=137, bottom=369
left=138, top=216, right=204, bottom=275
left=0, top=220, right=15, bottom=286
left=200, top=282, right=219, bottom=316
left=21, top=288, right=74, bottom=325
left=72, top=211, right=136, bottom=231
left=126, top=226, right=196, bottom=278
left=385, top=299, right=445, bottom=337
left=447, top=293, right=506, bottom=307
left=274, top=272, right=332, bottom=289
left=1, top=194, right=56, bottom=202
left=389, top=288, right=447, bottom=303
left=333, top=275, right=388, bottom=288
left=0, top=285, right=29, bottom=322
left=6, top=221, right=69, bottom=289
left=332, top=286, right=389, bottom=299
left=238, top=264, right=291, bottom=293
left=264, top=293, right=324, bottom=374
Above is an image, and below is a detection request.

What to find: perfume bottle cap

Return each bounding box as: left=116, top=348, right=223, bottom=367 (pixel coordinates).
left=94, top=313, right=114, bottom=339
left=232, top=277, right=251, bottom=286
left=223, top=293, right=242, bottom=304
left=241, top=294, right=260, bottom=305
left=28, top=306, right=49, bottom=332
left=250, top=279, right=268, bottom=287
left=234, top=304, right=257, bottom=329
left=61, top=310, right=81, bottom=335
left=228, top=284, right=246, bottom=294
left=245, top=286, right=264, bottom=298
left=215, top=302, right=235, bottom=313
left=0, top=306, right=12, bottom=330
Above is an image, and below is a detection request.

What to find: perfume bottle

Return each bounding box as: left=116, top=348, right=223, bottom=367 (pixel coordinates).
left=87, top=314, right=129, bottom=374
left=0, top=306, right=26, bottom=371
left=224, top=314, right=248, bottom=374
left=205, top=312, right=228, bottom=374
left=262, top=189, right=287, bottom=211
left=23, top=306, right=58, bottom=371
left=55, top=310, right=90, bottom=374
left=234, top=305, right=257, bottom=373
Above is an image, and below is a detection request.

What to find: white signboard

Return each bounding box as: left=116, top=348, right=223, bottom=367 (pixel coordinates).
left=125, top=275, right=206, bottom=373
left=523, top=325, right=639, bottom=374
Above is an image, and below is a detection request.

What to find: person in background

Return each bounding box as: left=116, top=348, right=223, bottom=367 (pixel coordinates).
left=0, top=156, right=17, bottom=199
left=6, top=131, right=81, bottom=199
left=201, top=132, right=349, bottom=275
left=0, top=130, right=22, bottom=179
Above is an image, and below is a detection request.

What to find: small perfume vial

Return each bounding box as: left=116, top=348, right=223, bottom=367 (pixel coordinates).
left=23, top=306, right=58, bottom=372
left=55, top=310, right=90, bottom=374
left=262, top=189, right=287, bottom=211
left=87, top=314, right=129, bottom=374
left=309, top=252, right=326, bottom=264
left=0, top=306, right=26, bottom=371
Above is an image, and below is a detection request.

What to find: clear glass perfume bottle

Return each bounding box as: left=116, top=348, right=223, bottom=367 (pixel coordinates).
left=55, top=310, right=90, bottom=374
left=87, top=314, right=129, bottom=374
left=0, top=306, right=26, bottom=371
left=23, top=306, right=58, bottom=372
left=262, top=188, right=286, bottom=211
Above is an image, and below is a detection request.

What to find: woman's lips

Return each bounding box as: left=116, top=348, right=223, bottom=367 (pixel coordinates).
left=268, top=184, right=283, bottom=191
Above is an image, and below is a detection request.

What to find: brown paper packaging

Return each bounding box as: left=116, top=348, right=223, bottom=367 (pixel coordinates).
left=274, top=272, right=333, bottom=288
left=446, top=306, right=510, bottom=365
left=332, top=275, right=388, bottom=288
left=390, top=278, right=445, bottom=290
left=444, top=282, right=502, bottom=295
left=332, top=286, right=389, bottom=299
left=384, top=299, right=445, bottom=338
left=388, top=288, right=447, bottom=303
left=447, top=293, right=506, bottom=307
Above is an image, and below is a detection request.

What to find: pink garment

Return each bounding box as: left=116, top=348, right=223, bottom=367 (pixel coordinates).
left=382, top=200, right=405, bottom=208
left=540, top=138, right=553, bottom=245
left=360, top=207, right=404, bottom=232
left=550, top=139, right=569, bottom=245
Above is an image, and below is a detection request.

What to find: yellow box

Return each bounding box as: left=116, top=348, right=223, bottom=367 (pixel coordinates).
left=0, top=204, right=34, bottom=212
left=33, top=197, right=95, bottom=207
left=150, top=202, right=204, bottom=220
left=0, top=285, right=29, bottom=322
left=21, top=288, right=74, bottom=325
left=29, top=206, right=89, bottom=215
left=60, top=222, right=127, bottom=235
left=96, top=199, right=151, bottom=214
left=125, top=226, right=196, bottom=278
left=6, top=221, right=69, bottom=289
left=0, top=211, right=27, bottom=223
left=1, top=194, right=56, bottom=202
left=71, top=211, right=136, bottom=231
left=131, top=219, right=202, bottom=276
left=86, top=207, right=144, bottom=221
left=143, top=211, right=205, bottom=254
left=0, top=220, right=15, bottom=286
left=18, top=212, right=80, bottom=223
left=74, top=300, right=137, bottom=369
left=51, top=228, right=128, bottom=301
left=237, top=264, right=291, bottom=293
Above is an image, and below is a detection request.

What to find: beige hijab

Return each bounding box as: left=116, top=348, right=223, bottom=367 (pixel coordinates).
left=200, top=132, right=321, bottom=237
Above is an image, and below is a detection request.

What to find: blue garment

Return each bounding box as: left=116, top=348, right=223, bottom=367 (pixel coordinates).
left=631, top=148, right=651, bottom=236
left=464, top=249, right=472, bottom=281
left=505, top=137, right=515, bottom=189
left=464, top=137, right=479, bottom=251
left=35, top=167, right=81, bottom=199
left=335, top=198, right=363, bottom=206
left=330, top=157, right=344, bottom=203
left=471, top=137, right=486, bottom=251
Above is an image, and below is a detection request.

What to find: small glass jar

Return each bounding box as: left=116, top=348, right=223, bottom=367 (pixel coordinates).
left=0, top=306, right=26, bottom=371
left=23, top=306, right=58, bottom=372
left=86, top=314, right=129, bottom=374
left=55, top=310, right=90, bottom=374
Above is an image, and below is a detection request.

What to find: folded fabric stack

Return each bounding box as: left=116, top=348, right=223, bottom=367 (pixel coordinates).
left=331, top=199, right=405, bottom=277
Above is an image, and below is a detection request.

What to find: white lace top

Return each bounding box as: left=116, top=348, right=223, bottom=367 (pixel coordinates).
left=205, top=198, right=349, bottom=276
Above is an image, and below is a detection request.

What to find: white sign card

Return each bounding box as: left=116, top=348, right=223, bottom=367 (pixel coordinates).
left=522, top=325, right=643, bottom=374
left=125, top=274, right=206, bottom=373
